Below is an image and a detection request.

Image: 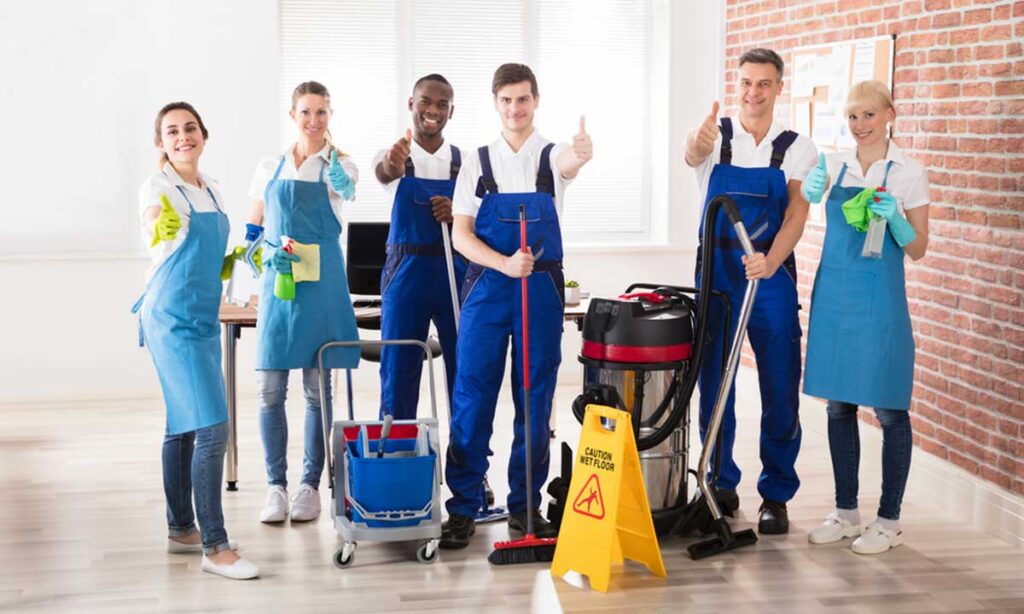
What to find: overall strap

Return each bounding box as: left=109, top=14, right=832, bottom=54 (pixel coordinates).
left=536, top=143, right=555, bottom=196
left=404, top=156, right=416, bottom=178
left=881, top=160, right=895, bottom=189
left=835, top=163, right=850, bottom=187
left=270, top=155, right=287, bottom=183
left=719, top=117, right=733, bottom=166
left=770, top=130, right=799, bottom=169
left=450, top=145, right=461, bottom=180
left=475, top=145, right=498, bottom=197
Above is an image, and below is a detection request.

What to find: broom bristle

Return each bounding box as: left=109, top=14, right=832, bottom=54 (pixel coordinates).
left=487, top=535, right=558, bottom=565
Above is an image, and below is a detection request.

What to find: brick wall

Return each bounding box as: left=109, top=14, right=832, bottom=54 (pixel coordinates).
left=724, top=0, right=1024, bottom=494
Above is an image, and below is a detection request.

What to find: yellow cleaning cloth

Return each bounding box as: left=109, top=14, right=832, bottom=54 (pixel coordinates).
left=290, top=241, right=320, bottom=283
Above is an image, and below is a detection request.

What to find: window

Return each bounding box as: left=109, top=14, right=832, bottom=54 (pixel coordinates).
left=281, top=0, right=653, bottom=243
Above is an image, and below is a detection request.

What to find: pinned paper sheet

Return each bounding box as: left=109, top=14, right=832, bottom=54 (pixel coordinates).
left=291, top=240, right=320, bottom=283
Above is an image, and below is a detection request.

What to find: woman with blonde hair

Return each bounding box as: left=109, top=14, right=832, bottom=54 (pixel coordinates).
left=800, top=80, right=931, bottom=554
left=246, top=81, right=361, bottom=524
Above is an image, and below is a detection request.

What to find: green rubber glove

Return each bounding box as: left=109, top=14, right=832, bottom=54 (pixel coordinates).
left=151, top=194, right=182, bottom=247
left=221, top=246, right=245, bottom=281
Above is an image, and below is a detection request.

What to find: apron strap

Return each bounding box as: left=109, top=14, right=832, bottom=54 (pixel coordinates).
left=475, top=145, right=498, bottom=197
left=174, top=185, right=198, bottom=215
left=719, top=117, right=733, bottom=166
left=450, top=145, right=461, bottom=180
left=835, top=163, right=850, bottom=187
left=536, top=143, right=555, bottom=196
left=881, top=160, right=895, bottom=189
left=270, top=155, right=287, bottom=183
left=318, top=157, right=328, bottom=183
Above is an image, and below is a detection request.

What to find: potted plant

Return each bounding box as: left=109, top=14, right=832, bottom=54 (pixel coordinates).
left=564, top=279, right=581, bottom=305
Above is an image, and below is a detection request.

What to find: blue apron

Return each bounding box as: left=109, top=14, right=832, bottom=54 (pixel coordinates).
left=695, top=117, right=803, bottom=503
left=445, top=143, right=564, bottom=517
left=133, top=185, right=230, bottom=435
left=380, top=147, right=466, bottom=420
left=804, top=160, right=914, bottom=410
left=255, top=156, right=360, bottom=370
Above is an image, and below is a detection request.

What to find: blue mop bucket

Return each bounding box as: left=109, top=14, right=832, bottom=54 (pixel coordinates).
left=346, top=428, right=435, bottom=528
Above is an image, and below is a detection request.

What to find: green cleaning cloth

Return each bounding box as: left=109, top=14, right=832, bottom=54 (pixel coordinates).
left=841, top=187, right=877, bottom=232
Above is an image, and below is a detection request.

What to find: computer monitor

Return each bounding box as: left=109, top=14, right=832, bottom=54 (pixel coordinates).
left=346, top=222, right=390, bottom=296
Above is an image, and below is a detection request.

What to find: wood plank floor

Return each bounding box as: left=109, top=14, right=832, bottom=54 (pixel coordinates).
left=1, top=370, right=1022, bottom=613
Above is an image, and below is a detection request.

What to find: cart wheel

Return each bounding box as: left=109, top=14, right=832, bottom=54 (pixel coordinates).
left=333, top=542, right=356, bottom=569
left=416, top=540, right=439, bottom=564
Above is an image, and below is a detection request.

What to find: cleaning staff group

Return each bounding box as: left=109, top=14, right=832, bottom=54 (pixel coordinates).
left=136, top=50, right=930, bottom=580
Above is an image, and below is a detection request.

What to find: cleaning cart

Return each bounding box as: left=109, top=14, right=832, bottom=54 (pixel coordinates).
left=317, top=339, right=443, bottom=568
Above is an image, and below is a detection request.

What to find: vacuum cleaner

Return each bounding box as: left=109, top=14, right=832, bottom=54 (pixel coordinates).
left=548, top=195, right=760, bottom=559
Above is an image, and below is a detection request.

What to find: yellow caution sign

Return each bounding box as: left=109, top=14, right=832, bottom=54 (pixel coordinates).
left=550, top=404, right=666, bottom=592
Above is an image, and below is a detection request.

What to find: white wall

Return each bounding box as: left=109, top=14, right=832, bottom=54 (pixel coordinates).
left=0, top=0, right=722, bottom=403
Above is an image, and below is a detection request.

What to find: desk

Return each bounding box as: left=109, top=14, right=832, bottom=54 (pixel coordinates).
left=219, top=297, right=590, bottom=490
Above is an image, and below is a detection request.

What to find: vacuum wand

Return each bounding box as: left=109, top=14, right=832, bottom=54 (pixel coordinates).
left=441, top=222, right=460, bottom=333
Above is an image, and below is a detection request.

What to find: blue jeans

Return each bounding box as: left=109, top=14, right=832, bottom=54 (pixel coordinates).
left=826, top=400, right=913, bottom=520
left=162, top=421, right=230, bottom=554
left=258, top=368, right=333, bottom=489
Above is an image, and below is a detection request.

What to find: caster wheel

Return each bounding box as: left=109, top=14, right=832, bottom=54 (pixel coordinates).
left=416, top=540, right=439, bottom=564
left=333, top=542, right=356, bottom=569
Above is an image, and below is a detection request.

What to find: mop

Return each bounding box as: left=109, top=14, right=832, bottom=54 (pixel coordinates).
left=487, top=205, right=557, bottom=565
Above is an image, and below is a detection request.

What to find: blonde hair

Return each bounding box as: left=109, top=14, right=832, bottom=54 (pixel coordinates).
left=845, top=80, right=895, bottom=115
left=291, top=81, right=346, bottom=158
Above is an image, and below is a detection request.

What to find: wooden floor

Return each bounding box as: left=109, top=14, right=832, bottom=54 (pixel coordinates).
left=1, top=370, right=1022, bottom=613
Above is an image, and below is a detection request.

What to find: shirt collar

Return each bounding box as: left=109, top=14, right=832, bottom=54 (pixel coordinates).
left=411, top=138, right=450, bottom=161
left=836, top=139, right=905, bottom=174
left=495, top=128, right=544, bottom=157
left=732, top=117, right=785, bottom=145
left=285, top=142, right=334, bottom=162
left=162, top=162, right=207, bottom=191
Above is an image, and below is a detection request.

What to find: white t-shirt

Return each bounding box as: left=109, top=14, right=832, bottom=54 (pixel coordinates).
left=452, top=130, right=571, bottom=218
left=138, top=163, right=224, bottom=282
left=373, top=140, right=460, bottom=199
left=248, top=143, right=359, bottom=226
left=692, top=117, right=819, bottom=206
left=825, top=142, right=930, bottom=213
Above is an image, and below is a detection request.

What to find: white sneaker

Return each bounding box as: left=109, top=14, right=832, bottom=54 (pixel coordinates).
left=167, top=538, right=238, bottom=554
left=808, top=512, right=862, bottom=545
left=202, top=555, right=260, bottom=580
left=259, top=485, right=289, bottom=523
left=851, top=521, right=902, bottom=555
left=289, top=483, right=321, bottom=522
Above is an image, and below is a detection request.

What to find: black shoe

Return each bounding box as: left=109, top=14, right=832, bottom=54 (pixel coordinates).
left=482, top=475, right=496, bottom=508
left=439, top=514, right=476, bottom=549
left=758, top=499, right=789, bottom=535
left=508, top=509, right=558, bottom=538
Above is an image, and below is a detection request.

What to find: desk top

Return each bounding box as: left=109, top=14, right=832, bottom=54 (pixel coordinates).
left=219, top=296, right=590, bottom=326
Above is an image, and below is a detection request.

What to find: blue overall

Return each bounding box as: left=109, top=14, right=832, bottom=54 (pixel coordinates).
left=445, top=144, right=564, bottom=517
left=696, top=117, right=803, bottom=503
left=133, top=186, right=230, bottom=435
left=379, top=148, right=466, bottom=420
left=255, top=156, right=360, bottom=370
left=804, top=161, right=915, bottom=410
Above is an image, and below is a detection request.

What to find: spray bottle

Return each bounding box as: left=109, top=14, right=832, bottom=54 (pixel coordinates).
left=861, top=187, right=887, bottom=259
left=274, top=235, right=296, bottom=300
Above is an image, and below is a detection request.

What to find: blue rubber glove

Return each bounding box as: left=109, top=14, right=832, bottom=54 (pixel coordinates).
left=801, top=153, right=828, bottom=204
left=244, top=223, right=264, bottom=242
left=870, top=190, right=916, bottom=247
left=328, top=150, right=355, bottom=200
left=270, top=247, right=300, bottom=275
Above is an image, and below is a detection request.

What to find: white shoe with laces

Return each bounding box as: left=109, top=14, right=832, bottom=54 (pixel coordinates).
left=851, top=521, right=902, bottom=554
left=201, top=555, right=260, bottom=580
left=808, top=511, right=862, bottom=545
left=259, top=485, right=289, bottom=523
left=289, top=483, right=321, bottom=522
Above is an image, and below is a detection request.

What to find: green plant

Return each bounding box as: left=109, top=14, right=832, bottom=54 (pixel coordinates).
left=564, top=280, right=579, bottom=288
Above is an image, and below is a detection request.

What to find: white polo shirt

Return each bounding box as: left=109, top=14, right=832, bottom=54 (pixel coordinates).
left=825, top=142, right=930, bottom=213
left=452, top=130, right=571, bottom=218
left=248, top=142, right=359, bottom=226
left=138, top=163, right=224, bottom=282
left=372, top=140, right=460, bottom=199
left=692, top=117, right=819, bottom=206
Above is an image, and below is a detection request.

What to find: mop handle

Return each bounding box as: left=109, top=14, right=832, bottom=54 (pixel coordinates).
left=441, top=221, right=460, bottom=334
left=519, top=205, right=534, bottom=535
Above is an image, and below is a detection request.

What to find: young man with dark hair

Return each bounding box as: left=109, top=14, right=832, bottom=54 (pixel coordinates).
left=685, top=47, right=818, bottom=535
left=439, top=63, right=592, bottom=549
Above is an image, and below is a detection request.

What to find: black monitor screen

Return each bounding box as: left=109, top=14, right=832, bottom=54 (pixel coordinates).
left=346, top=222, right=390, bottom=296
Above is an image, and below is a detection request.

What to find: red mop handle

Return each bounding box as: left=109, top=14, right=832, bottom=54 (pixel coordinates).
left=519, top=205, right=530, bottom=391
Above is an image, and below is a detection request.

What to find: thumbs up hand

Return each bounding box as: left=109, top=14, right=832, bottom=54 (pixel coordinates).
left=384, top=129, right=413, bottom=177
left=328, top=149, right=356, bottom=200
left=695, top=101, right=721, bottom=158
left=572, top=115, right=593, bottom=164
left=800, top=152, right=829, bottom=204
left=151, top=194, right=182, bottom=247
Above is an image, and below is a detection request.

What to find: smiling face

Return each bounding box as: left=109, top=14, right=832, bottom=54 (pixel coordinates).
left=738, top=61, right=783, bottom=121
left=157, top=109, right=206, bottom=165
left=290, top=93, right=331, bottom=142
left=409, top=80, right=453, bottom=139
left=494, top=81, right=538, bottom=134
left=847, top=102, right=895, bottom=149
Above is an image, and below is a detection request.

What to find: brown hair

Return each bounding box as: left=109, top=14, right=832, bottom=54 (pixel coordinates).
left=154, top=101, right=209, bottom=168
left=739, top=48, right=785, bottom=81
left=291, top=80, right=345, bottom=157
left=491, top=63, right=538, bottom=97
